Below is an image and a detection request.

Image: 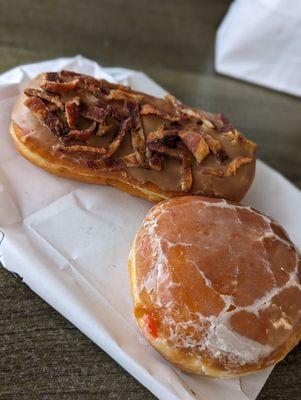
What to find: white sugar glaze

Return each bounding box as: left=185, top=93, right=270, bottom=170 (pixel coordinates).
left=136, top=198, right=301, bottom=368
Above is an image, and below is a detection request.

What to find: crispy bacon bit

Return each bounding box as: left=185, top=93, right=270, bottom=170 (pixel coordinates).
left=224, top=129, right=242, bottom=144
left=103, top=118, right=130, bottom=159
left=24, top=97, right=66, bottom=135
left=24, top=88, right=64, bottom=110
left=77, top=88, right=105, bottom=106
left=224, top=130, right=257, bottom=154
left=165, top=94, right=214, bottom=123
left=81, top=104, right=107, bottom=124
left=178, top=143, right=192, bottom=192
left=59, top=70, right=80, bottom=78
left=107, top=89, right=143, bottom=103
left=64, top=121, right=97, bottom=141
left=41, top=79, right=79, bottom=94
left=99, top=79, right=130, bottom=92
left=108, top=106, right=127, bottom=121
left=178, top=130, right=209, bottom=163
left=146, top=127, right=179, bottom=144
left=165, top=94, right=180, bottom=108
left=203, top=157, right=253, bottom=177
left=140, top=104, right=180, bottom=121
left=60, top=72, right=111, bottom=96
left=214, top=148, right=228, bottom=163
left=147, top=141, right=192, bottom=191
left=78, top=77, right=109, bottom=97
left=44, top=72, right=60, bottom=82
left=45, top=104, right=59, bottom=112
left=203, top=119, right=215, bottom=129
left=203, top=133, right=228, bottom=162
left=146, top=142, right=182, bottom=160
left=184, top=108, right=212, bottom=121
left=54, top=143, right=106, bottom=155
left=128, top=102, right=146, bottom=163
left=215, top=113, right=234, bottom=132
left=145, top=147, right=153, bottom=162
left=65, top=97, right=80, bottom=129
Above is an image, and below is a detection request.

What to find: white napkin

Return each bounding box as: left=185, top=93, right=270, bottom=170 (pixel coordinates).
left=1, top=56, right=300, bottom=400
left=215, top=0, right=301, bottom=96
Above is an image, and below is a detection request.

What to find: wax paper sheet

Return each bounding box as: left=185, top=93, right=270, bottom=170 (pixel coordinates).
left=1, top=56, right=300, bottom=400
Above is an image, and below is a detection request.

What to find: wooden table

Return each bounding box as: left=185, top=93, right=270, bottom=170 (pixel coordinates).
left=0, top=0, right=300, bottom=398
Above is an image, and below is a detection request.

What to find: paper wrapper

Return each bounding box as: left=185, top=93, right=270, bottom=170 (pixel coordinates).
left=1, top=56, right=300, bottom=400
left=215, top=0, right=301, bottom=97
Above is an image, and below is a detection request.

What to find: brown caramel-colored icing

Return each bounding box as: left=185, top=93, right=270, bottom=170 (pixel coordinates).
left=12, top=74, right=256, bottom=200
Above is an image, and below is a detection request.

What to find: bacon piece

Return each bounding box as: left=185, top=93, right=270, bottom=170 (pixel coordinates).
left=224, top=130, right=257, bottom=154
left=54, top=143, right=106, bottom=155
left=77, top=88, right=104, bottom=106
left=78, top=77, right=109, bottom=97
left=59, top=70, right=83, bottom=78
left=107, top=89, right=143, bottom=103
left=24, top=88, right=64, bottom=111
left=215, top=113, right=234, bottom=132
left=24, top=97, right=66, bottom=135
left=128, top=102, right=146, bottom=163
left=44, top=72, right=60, bottom=82
left=203, top=133, right=221, bottom=154
left=140, top=104, right=180, bottom=121
left=203, top=133, right=228, bottom=162
left=103, top=118, right=130, bottom=159
left=215, top=149, right=228, bottom=163
left=41, top=79, right=79, bottom=94
left=109, top=104, right=130, bottom=121
left=178, top=130, right=209, bottom=163
left=165, top=94, right=178, bottom=106
left=80, top=104, right=107, bottom=124
left=183, top=108, right=204, bottom=120
left=165, top=94, right=214, bottom=123
left=99, top=79, right=130, bottom=92
left=60, top=71, right=110, bottom=96
left=203, top=157, right=253, bottom=177
left=146, top=142, right=192, bottom=191
left=202, top=119, right=215, bottom=129
left=145, top=147, right=153, bottom=161
left=65, top=97, right=80, bottom=129
left=178, top=143, right=192, bottom=192
left=146, top=127, right=179, bottom=144
left=146, top=142, right=182, bottom=160
left=64, top=121, right=97, bottom=141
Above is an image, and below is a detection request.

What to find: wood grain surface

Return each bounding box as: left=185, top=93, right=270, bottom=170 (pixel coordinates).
left=0, top=0, right=300, bottom=399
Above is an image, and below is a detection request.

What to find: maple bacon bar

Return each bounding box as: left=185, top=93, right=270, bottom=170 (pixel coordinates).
left=10, top=71, right=256, bottom=202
